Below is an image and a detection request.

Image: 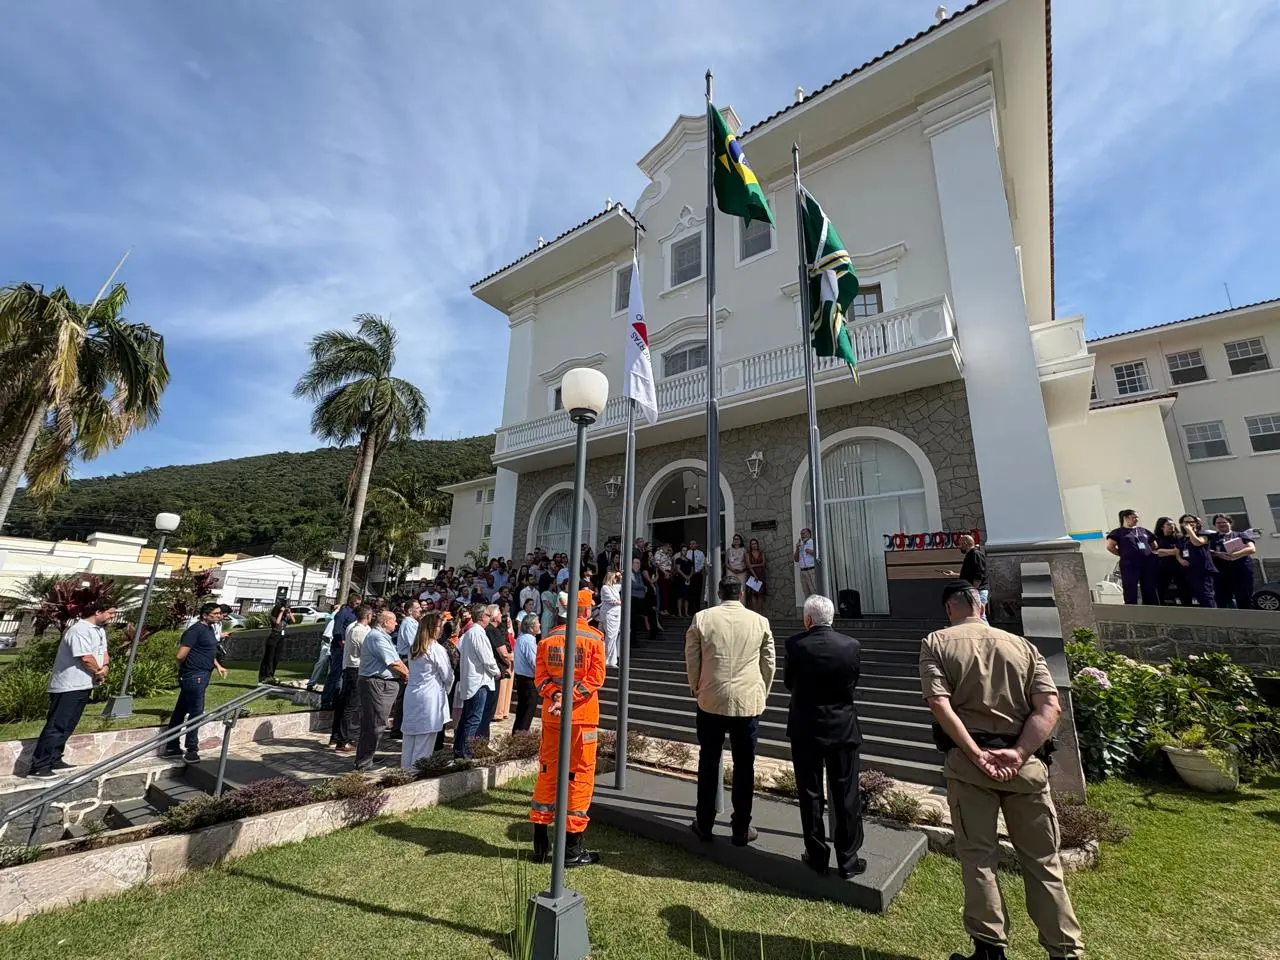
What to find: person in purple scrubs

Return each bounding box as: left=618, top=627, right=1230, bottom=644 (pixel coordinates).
left=1208, top=514, right=1257, bottom=609
left=1152, top=517, right=1188, bottom=606
left=1176, top=514, right=1216, bottom=608
left=1105, top=509, right=1160, bottom=605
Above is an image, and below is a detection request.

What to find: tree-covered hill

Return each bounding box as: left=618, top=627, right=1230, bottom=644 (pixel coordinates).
left=3, top=435, right=495, bottom=555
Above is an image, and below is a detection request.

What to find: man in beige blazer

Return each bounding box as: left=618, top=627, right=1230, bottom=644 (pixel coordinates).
left=684, top=576, right=776, bottom=845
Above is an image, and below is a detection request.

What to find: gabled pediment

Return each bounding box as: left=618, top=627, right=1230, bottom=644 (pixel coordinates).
left=638, top=106, right=742, bottom=181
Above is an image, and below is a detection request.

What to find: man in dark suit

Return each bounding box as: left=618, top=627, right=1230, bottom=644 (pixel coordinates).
left=785, top=593, right=866, bottom=878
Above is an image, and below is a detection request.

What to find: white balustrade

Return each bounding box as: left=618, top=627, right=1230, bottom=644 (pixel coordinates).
left=496, top=296, right=956, bottom=455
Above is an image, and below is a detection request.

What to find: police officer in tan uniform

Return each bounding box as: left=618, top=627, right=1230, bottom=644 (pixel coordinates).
left=920, top=581, right=1084, bottom=960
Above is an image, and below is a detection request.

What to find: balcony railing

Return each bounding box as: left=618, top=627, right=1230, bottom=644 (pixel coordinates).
left=497, top=295, right=957, bottom=456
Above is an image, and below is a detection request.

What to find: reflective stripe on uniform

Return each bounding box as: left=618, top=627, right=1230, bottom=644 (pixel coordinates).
left=530, top=800, right=556, bottom=814
left=573, top=682, right=592, bottom=699
left=568, top=810, right=589, bottom=820
left=537, top=679, right=561, bottom=696
left=582, top=729, right=597, bottom=743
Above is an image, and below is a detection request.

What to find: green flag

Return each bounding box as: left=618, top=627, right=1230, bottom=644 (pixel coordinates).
left=710, top=105, right=774, bottom=226
left=799, top=184, right=859, bottom=381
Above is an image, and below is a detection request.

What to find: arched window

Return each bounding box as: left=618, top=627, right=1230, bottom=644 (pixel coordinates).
left=534, top=490, right=593, bottom=558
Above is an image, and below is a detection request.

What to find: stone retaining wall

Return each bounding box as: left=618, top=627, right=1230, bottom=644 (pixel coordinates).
left=0, top=758, right=536, bottom=924
left=219, top=626, right=324, bottom=663
left=1093, top=603, right=1280, bottom=670
left=0, top=708, right=328, bottom=778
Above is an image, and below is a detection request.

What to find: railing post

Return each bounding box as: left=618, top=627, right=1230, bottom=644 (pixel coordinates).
left=27, top=802, right=48, bottom=847
left=214, top=708, right=241, bottom=798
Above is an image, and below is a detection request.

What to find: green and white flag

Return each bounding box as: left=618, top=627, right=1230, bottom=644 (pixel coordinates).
left=799, top=184, right=859, bottom=381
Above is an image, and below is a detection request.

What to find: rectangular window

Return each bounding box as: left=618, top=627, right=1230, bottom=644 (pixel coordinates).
left=670, top=235, right=703, bottom=287
left=1112, top=360, right=1151, bottom=396
left=485, top=488, right=495, bottom=503
left=1203, top=496, right=1250, bottom=532
left=553, top=387, right=563, bottom=411
left=1245, top=413, right=1280, bottom=452
left=739, top=218, right=772, bottom=261
left=475, top=490, right=483, bottom=504
left=1165, top=349, right=1208, bottom=385
left=1183, top=420, right=1230, bottom=460
left=1269, top=493, right=1280, bottom=532
left=851, top=284, right=883, bottom=320
left=614, top=263, right=632, bottom=313
left=1224, top=337, right=1271, bottom=376
left=482, top=523, right=492, bottom=538
left=1090, top=378, right=1098, bottom=401
left=662, top=342, right=708, bottom=378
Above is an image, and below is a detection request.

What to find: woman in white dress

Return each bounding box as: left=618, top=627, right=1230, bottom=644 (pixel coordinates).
left=401, top=611, right=455, bottom=769
left=599, top=569, right=623, bottom=668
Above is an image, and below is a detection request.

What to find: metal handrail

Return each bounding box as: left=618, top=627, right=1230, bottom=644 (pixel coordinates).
left=4, top=683, right=294, bottom=843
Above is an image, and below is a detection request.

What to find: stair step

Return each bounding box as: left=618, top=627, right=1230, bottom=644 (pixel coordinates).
left=102, top=796, right=164, bottom=829
left=600, top=679, right=929, bottom=717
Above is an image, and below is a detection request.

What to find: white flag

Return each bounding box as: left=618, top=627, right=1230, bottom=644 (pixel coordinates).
left=624, top=254, right=658, bottom=425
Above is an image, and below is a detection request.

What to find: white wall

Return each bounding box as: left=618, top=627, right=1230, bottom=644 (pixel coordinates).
left=0, top=532, right=172, bottom=599
left=444, top=481, right=496, bottom=568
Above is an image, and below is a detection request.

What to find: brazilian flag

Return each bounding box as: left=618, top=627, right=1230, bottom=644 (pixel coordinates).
left=710, top=105, right=774, bottom=226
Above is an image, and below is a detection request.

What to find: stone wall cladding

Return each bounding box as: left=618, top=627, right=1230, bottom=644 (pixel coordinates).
left=512, top=381, right=984, bottom=620
left=1096, top=618, right=1279, bottom=671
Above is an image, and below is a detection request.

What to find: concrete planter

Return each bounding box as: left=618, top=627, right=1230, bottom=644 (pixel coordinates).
left=1162, top=745, right=1239, bottom=793
left=0, top=758, right=536, bottom=924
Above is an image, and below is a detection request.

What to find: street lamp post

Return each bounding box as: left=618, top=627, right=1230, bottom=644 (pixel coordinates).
left=103, top=512, right=181, bottom=720
left=529, top=367, right=607, bottom=960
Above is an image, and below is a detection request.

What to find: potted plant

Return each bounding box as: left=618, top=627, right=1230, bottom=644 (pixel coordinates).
left=1160, top=724, right=1239, bottom=793
left=1253, top=670, right=1280, bottom=709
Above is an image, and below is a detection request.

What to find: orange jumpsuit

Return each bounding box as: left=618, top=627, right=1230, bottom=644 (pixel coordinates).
left=529, top=616, right=607, bottom=833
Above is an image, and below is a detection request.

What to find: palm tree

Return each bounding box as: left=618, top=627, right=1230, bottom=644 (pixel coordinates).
left=277, top=522, right=336, bottom=602
left=0, top=281, right=168, bottom=527
left=170, top=508, right=220, bottom=570
left=293, top=314, right=427, bottom=600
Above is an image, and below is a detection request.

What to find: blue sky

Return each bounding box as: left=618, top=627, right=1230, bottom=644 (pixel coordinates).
left=1, top=0, right=1277, bottom=478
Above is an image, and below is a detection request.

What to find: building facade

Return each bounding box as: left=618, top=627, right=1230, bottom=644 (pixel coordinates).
left=0, top=531, right=180, bottom=599
left=1087, top=298, right=1280, bottom=580
left=208, top=555, right=335, bottom=610
left=439, top=476, right=496, bottom=569
left=472, top=0, right=1097, bottom=627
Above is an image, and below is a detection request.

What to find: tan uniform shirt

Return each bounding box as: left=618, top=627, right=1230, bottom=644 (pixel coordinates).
left=684, top=601, right=776, bottom=717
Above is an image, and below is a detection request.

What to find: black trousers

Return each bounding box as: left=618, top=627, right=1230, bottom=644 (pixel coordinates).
left=695, top=708, right=758, bottom=835
left=167, top=673, right=211, bottom=753
left=259, top=632, right=285, bottom=681
left=791, top=740, right=864, bottom=872
left=512, top=674, right=538, bottom=732
left=337, top=666, right=361, bottom=747
left=30, top=689, right=92, bottom=773
left=389, top=675, right=407, bottom=736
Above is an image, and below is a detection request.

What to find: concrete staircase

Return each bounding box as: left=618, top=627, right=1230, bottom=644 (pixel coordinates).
left=597, top=616, right=945, bottom=786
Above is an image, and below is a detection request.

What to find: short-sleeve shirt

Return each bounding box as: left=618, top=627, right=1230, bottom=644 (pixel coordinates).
left=1208, top=530, right=1255, bottom=564
left=178, top=621, right=218, bottom=677
left=514, top=632, right=537, bottom=678
left=48, top=619, right=108, bottom=693
left=359, top=627, right=400, bottom=679
left=919, top=621, right=1057, bottom=738
left=1106, top=525, right=1155, bottom=565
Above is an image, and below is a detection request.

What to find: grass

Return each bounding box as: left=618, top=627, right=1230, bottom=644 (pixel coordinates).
left=0, top=777, right=1275, bottom=959
left=0, top=660, right=314, bottom=742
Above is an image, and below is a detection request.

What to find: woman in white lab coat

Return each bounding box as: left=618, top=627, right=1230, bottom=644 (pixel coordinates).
left=400, top=611, right=455, bottom=768
left=599, top=569, right=622, bottom=668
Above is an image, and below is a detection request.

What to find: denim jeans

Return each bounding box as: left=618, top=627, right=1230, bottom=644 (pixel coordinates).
left=455, top=687, right=491, bottom=759
left=167, top=673, right=210, bottom=753
left=307, top=641, right=330, bottom=688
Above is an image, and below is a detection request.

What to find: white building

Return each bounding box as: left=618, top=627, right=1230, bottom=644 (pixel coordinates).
left=208, top=555, right=335, bottom=610
left=401, top=525, right=450, bottom=583
left=438, top=476, right=497, bottom=569
left=471, top=0, right=1099, bottom=620
left=1087, top=298, right=1280, bottom=581
left=0, top=531, right=175, bottom=599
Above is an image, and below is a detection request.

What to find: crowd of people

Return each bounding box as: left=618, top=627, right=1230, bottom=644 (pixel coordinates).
left=1106, top=509, right=1260, bottom=608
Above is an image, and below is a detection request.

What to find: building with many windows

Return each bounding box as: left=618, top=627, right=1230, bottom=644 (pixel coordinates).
left=470, top=0, right=1102, bottom=623
left=1087, top=297, right=1280, bottom=579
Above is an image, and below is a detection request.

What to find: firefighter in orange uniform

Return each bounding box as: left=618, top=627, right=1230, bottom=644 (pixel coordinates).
left=529, top=598, right=607, bottom=866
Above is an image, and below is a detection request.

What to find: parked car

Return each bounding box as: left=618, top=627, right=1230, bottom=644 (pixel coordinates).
left=222, top=613, right=247, bottom=630
left=1253, top=580, right=1280, bottom=612
left=288, top=605, right=331, bottom=624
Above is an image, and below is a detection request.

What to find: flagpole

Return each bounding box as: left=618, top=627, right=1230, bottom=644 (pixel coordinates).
left=704, top=69, right=722, bottom=610
left=615, top=224, right=641, bottom=790
left=792, top=144, right=832, bottom=601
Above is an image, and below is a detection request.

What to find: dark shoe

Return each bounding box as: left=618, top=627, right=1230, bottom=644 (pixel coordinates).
left=564, top=831, right=600, bottom=868
left=51, top=760, right=78, bottom=772
left=731, top=826, right=759, bottom=847
left=162, top=746, right=182, bottom=758
left=531, top=824, right=549, bottom=864
left=800, top=852, right=829, bottom=876
left=949, top=939, right=1007, bottom=960
left=184, top=750, right=200, bottom=763
left=838, top=858, right=868, bottom=879
left=335, top=744, right=356, bottom=754
left=388, top=731, right=403, bottom=741
left=27, top=768, right=56, bottom=780
left=689, top=821, right=714, bottom=842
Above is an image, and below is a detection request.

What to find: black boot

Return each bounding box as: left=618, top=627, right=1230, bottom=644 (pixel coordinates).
left=949, top=939, right=1006, bottom=960
left=564, top=830, right=601, bottom=868
left=531, top=824, right=549, bottom=864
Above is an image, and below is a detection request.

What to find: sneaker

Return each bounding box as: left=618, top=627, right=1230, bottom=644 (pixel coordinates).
left=27, top=768, right=56, bottom=780
left=731, top=826, right=759, bottom=848
left=163, top=745, right=182, bottom=757
left=50, top=760, right=78, bottom=772
left=183, top=751, right=201, bottom=764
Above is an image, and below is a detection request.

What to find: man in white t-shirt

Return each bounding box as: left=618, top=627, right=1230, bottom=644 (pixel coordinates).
left=794, top=528, right=817, bottom=599
left=29, top=604, right=117, bottom=779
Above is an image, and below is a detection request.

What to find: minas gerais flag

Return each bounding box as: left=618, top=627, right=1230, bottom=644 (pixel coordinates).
left=799, top=184, right=859, bottom=381
left=624, top=253, right=658, bottom=425
left=710, top=105, right=774, bottom=226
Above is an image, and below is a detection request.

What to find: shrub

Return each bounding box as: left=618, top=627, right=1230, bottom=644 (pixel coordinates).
left=722, top=762, right=734, bottom=786
left=160, top=795, right=231, bottom=833
left=771, top=768, right=798, bottom=796
left=0, top=845, right=42, bottom=868
left=342, top=789, right=389, bottom=823
left=467, top=737, right=496, bottom=760
left=919, top=805, right=946, bottom=827
left=118, top=657, right=177, bottom=699
left=312, top=772, right=377, bottom=802
left=878, top=789, right=923, bottom=824
left=378, top=767, right=418, bottom=788
left=243, top=613, right=270, bottom=631
left=859, top=769, right=894, bottom=809
left=227, top=777, right=312, bottom=817
left=658, top=741, right=692, bottom=767
left=0, top=667, right=50, bottom=723
left=415, top=752, right=465, bottom=778
left=1055, top=795, right=1129, bottom=849
left=495, top=730, right=541, bottom=761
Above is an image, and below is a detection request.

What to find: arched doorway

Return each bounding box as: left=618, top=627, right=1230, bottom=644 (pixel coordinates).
left=637, top=460, right=734, bottom=555
left=528, top=485, right=596, bottom=558
left=794, top=431, right=937, bottom=615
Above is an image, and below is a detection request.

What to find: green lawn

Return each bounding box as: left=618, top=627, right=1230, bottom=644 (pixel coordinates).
left=0, top=777, right=1275, bottom=959
left=0, top=660, right=315, bottom=742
